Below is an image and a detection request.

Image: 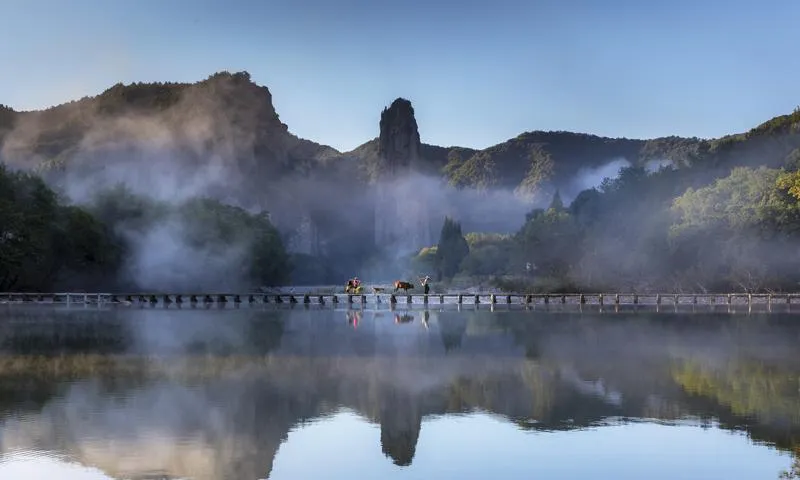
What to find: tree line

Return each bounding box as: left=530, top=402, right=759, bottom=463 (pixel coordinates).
left=0, top=165, right=291, bottom=292
left=421, top=163, right=800, bottom=293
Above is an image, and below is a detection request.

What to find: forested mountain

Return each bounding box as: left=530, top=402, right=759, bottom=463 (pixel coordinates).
left=1, top=71, right=799, bottom=292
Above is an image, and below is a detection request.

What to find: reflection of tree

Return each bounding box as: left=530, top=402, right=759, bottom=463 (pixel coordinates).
left=438, top=312, right=466, bottom=353
left=494, top=315, right=543, bottom=360
left=672, top=358, right=800, bottom=469
left=672, top=360, right=800, bottom=426
left=0, top=309, right=134, bottom=355
left=781, top=448, right=800, bottom=479
left=244, top=312, right=286, bottom=354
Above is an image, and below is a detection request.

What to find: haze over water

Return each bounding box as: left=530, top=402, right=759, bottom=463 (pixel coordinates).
left=0, top=305, right=797, bottom=479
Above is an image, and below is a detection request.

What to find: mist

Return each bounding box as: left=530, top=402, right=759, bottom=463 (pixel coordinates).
left=1, top=74, right=312, bottom=291
left=1, top=88, right=653, bottom=290
left=562, top=157, right=631, bottom=202
left=3, top=71, right=792, bottom=293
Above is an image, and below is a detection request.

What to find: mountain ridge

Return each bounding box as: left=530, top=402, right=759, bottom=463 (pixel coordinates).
left=1, top=70, right=799, bottom=204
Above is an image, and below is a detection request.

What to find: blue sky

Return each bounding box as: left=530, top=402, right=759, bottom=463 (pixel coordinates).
left=1, top=0, right=798, bottom=152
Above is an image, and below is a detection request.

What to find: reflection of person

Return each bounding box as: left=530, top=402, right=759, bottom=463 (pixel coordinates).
left=347, top=310, right=361, bottom=328
left=419, top=275, right=431, bottom=295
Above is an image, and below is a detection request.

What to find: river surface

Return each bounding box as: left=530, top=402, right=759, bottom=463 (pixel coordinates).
left=0, top=305, right=798, bottom=479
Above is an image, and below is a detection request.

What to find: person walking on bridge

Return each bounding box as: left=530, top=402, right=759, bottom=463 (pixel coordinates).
left=419, top=275, right=431, bottom=295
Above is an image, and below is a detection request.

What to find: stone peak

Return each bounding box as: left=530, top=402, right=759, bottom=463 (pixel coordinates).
left=378, top=97, right=421, bottom=175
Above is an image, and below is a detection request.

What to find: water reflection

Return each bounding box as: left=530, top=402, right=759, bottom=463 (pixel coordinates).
left=0, top=306, right=797, bottom=479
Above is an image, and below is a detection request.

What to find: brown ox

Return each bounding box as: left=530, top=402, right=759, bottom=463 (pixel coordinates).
left=393, top=281, right=415, bottom=293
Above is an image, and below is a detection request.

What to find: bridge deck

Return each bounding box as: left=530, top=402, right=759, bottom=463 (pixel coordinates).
left=1, top=292, right=798, bottom=308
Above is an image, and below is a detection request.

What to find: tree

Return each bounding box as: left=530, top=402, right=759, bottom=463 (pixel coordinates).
left=669, top=167, right=800, bottom=291
left=0, top=165, right=122, bottom=291
left=178, top=198, right=291, bottom=287
left=516, top=208, right=580, bottom=281
left=514, top=145, right=554, bottom=202
left=434, top=217, right=469, bottom=281
left=548, top=190, right=564, bottom=211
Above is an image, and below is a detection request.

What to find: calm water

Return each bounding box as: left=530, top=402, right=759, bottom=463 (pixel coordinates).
left=0, top=305, right=798, bottom=480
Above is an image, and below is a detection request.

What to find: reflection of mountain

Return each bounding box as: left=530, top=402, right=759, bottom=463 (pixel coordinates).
left=379, top=385, right=421, bottom=466
left=0, top=307, right=798, bottom=479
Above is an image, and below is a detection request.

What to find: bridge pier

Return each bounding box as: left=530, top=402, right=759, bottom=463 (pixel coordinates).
left=3, top=291, right=796, bottom=310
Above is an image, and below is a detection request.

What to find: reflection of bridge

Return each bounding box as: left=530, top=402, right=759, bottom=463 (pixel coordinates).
left=1, top=292, right=799, bottom=312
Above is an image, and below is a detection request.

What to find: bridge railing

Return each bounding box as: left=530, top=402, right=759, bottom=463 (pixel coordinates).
left=2, top=292, right=800, bottom=309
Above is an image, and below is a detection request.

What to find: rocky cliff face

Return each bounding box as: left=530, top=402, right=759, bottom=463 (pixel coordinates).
left=374, top=98, right=437, bottom=254
left=377, top=98, right=422, bottom=177
left=0, top=71, right=340, bottom=205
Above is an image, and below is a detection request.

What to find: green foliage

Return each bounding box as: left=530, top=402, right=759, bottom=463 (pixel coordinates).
left=547, top=190, right=564, bottom=211
left=1, top=169, right=293, bottom=291
left=410, top=246, right=438, bottom=276
left=52, top=205, right=122, bottom=286
left=516, top=207, right=581, bottom=280
left=91, top=183, right=169, bottom=230
left=177, top=198, right=290, bottom=286
left=445, top=151, right=499, bottom=190
left=464, top=232, right=511, bottom=248
left=784, top=148, right=800, bottom=172
left=434, top=217, right=469, bottom=280
left=777, top=169, right=800, bottom=200
left=514, top=145, right=555, bottom=201
left=460, top=233, right=514, bottom=278
left=87, top=185, right=292, bottom=289
left=672, top=167, right=800, bottom=236
left=0, top=164, right=121, bottom=291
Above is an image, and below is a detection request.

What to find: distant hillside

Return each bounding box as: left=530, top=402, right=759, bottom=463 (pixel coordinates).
left=1, top=70, right=799, bottom=210
left=430, top=110, right=800, bottom=196
left=0, top=72, right=345, bottom=192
